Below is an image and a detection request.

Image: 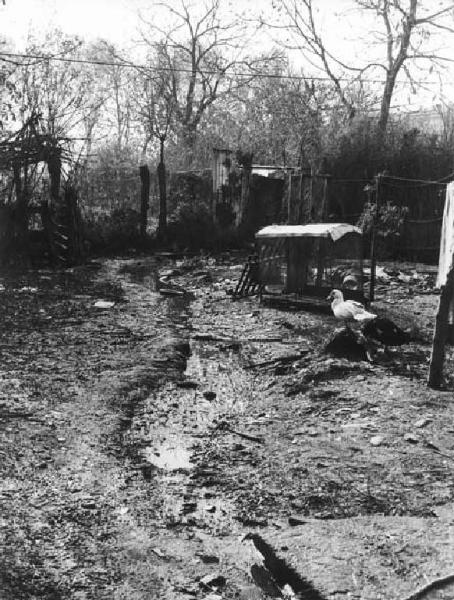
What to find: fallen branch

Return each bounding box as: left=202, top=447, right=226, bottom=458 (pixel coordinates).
left=246, top=351, right=309, bottom=370
left=193, top=333, right=230, bottom=342
left=0, top=411, right=35, bottom=419
left=159, top=288, right=185, bottom=297
left=401, top=573, right=454, bottom=600
left=422, top=438, right=454, bottom=460
left=193, top=333, right=284, bottom=343
left=215, top=420, right=264, bottom=444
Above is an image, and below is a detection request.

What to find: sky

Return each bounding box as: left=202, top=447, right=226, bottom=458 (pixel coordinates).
left=1, top=0, right=453, bottom=112
left=0, top=0, right=357, bottom=49
left=1, top=0, right=146, bottom=47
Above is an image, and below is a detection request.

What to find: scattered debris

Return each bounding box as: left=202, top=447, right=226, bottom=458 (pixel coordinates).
left=94, top=300, right=115, bottom=309
left=370, top=436, right=384, bottom=447
left=151, top=547, right=168, bottom=559
left=236, top=516, right=268, bottom=527
left=199, top=573, right=226, bottom=590
left=286, top=358, right=372, bottom=396
left=196, top=554, right=220, bottom=564
left=177, top=381, right=199, bottom=389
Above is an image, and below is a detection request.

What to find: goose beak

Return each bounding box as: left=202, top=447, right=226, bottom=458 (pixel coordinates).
left=326, top=292, right=332, bottom=301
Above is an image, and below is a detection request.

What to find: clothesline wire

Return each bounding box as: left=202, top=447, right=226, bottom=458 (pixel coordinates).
left=332, top=173, right=454, bottom=187
left=381, top=173, right=454, bottom=186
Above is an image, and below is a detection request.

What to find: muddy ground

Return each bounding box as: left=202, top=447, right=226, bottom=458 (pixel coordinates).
left=1, top=253, right=454, bottom=600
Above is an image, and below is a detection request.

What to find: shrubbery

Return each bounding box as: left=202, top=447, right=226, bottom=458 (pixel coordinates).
left=84, top=207, right=141, bottom=252
left=357, top=200, right=409, bottom=259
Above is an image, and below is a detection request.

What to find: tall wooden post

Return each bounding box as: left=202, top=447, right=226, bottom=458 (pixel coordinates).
left=287, top=170, right=293, bottom=224
left=369, top=174, right=381, bottom=302
left=139, top=164, right=150, bottom=239
left=238, top=162, right=251, bottom=228
left=12, top=161, right=26, bottom=244
left=428, top=262, right=454, bottom=388
left=320, top=174, right=330, bottom=221
left=157, top=138, right=167, bottom=241
left=45, top=151, right=63, bottom=263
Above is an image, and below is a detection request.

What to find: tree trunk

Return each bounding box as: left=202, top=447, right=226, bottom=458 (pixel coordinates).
left=428, top=263, right=454, bottom=388
left=157, top=138, right=167, bottom=242
left=12, top=162, right=29, bottom=253
left=48, top=152, right=62, bottom=207
left=183, top=127, right=196, bottom=168
left=139, top=165, right=150, bottom=239
left=377, top=75, right=396, bottom=142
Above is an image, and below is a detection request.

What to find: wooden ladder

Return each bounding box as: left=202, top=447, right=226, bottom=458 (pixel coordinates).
left=233, top=254, right=264, bottom=298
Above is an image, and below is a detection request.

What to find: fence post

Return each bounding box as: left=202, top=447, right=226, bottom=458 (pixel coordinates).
left=139, top=164, right=150, bottom=239
left=287, top=170, right=293, bottom=224
left=369, top=173, right=381, bottom=302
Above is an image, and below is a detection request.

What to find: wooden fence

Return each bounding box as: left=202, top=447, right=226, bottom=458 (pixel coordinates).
left=326, top=175, right=447, bottom=263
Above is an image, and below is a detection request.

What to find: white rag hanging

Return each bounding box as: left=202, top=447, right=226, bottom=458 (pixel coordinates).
left=436, top=182, right=454, bottom=287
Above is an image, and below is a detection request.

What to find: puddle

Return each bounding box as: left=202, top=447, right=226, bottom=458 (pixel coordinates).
left=142, top=439, right=193, bottom=471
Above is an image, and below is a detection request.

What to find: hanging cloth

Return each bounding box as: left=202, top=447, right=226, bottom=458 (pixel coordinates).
left=436, top=182, right=454, bottom=287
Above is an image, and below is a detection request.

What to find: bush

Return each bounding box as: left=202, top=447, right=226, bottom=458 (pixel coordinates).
left=167, top=202, right=215, bottom=249
left=357, top=200, right=409, bottom=259
left=84, top=207, right=141, bottom=252
left=166, top=199, right=243, bottom=250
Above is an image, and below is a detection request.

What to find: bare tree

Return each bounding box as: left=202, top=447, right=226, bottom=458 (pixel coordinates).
left=221, top=67, right=331, bottom=168
left=357, top=1, right=454, bottom=140
left=137, top=0, right=281, bottom=166
left=15, top=32, right=95, bottom=139
left=134, top=54, right=176, bottom=239
left=93, top=43, right=135, bottom=153
left=269, top=0, right=454, bottom=140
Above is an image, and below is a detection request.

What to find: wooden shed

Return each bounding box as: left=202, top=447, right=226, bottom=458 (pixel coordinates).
left=255, top=223, right=369, bottom=305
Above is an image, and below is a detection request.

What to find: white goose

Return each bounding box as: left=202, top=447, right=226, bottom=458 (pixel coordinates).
left=327, top=289, right=377, bottom=324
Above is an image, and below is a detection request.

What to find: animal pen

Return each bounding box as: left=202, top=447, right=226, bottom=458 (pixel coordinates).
left=255, top=223, right=371, bottom=308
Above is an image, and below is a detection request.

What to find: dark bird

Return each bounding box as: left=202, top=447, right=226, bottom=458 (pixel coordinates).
left=362, top=317, right=409, bottom=346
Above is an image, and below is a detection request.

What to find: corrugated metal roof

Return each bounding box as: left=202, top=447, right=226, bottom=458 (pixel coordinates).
left=255, top=223, right=362, bottom=242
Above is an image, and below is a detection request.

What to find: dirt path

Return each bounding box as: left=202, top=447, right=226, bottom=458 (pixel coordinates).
left=1, top=254, right=454, bottom=599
